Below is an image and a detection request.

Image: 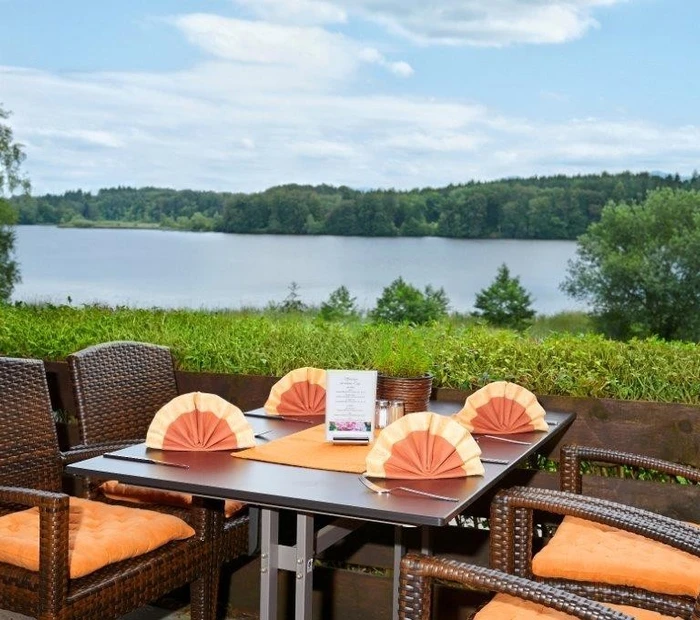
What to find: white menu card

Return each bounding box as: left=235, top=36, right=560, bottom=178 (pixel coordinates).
left=325, top=369, right=378, bottom=444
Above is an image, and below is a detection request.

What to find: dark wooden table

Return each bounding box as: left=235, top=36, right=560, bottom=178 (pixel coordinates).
left=66, top=402, right=575, bottom=620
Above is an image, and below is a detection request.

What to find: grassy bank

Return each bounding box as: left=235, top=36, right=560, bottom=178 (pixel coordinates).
left=0, top=304, right=697, bottom=404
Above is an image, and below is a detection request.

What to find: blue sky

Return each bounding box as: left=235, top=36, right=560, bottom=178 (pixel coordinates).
left=1, top=0, right=699, bottom=195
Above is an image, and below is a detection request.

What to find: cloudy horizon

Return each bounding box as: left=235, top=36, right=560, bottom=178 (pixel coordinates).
left=1, top=0, right=698, bottom=195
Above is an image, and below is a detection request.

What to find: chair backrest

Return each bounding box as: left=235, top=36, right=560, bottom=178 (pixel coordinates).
left=0, top=357, right=63, bottom=493
left=68, top=341, right=179, bottom=445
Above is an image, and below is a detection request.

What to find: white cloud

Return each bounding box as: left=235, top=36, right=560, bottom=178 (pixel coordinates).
left=359, top=47, right=414, bottom=77
left=232, top=0, right=347, bottom=25
left=334, top=0, right=627, bottom=46
left=170, top=14, right=411, bottom=86
left=3, top=2, right=696, bottom=196
left=5, top=54, right=698, bottom=197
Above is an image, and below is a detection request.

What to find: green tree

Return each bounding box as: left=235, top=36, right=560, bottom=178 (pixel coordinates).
left=370, top=277, right=449, bottom=325
left=473, top=264, right=535, bottom=330
left=561, top=188, right=700, bottom=341
left=1, top=104, right=30, bottom=302
left=278, top=281, right=307, bottom=313
left=319, top=285, right=358, bottom=321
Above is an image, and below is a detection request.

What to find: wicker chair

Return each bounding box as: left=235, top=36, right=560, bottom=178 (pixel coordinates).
left=0, top=356, right=217, bottom=620
left=399, top=553, right=651, bottom=619
left=490, top=464, right=700, bottom=620
left=66, top=340, right=251, bottom=566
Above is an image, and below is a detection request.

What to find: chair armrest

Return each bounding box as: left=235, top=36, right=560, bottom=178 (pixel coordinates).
left=61, top=441, right=140, bottom=465
left=489, top=486, right=699, bottom=577
left=399, top=553, right=635, bottom=620
left=0, top=485, right=71, bottom=602
left=560, top=444, right=700, bottom=493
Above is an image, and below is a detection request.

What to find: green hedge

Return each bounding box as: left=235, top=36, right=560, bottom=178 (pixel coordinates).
left=1, top=304, right=698, bottom=404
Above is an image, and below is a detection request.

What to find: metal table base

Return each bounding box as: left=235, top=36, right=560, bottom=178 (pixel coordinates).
left=259, top=509, right=424, bottom=620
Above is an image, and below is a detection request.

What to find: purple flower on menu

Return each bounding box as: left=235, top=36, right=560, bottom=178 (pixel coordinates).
left=331, top=420, right=364, bottom=432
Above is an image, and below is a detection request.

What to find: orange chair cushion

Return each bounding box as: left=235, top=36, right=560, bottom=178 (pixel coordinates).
left=532, top=516, right=700, bottom=597
left=474, top=593, right=681, bottom=619
left=100, top=481, right=246, bottom=519
left=0, top=497, right=195, bottom=578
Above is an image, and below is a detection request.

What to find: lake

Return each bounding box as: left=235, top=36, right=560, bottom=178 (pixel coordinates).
left=11, top=226, right=587, bottom=315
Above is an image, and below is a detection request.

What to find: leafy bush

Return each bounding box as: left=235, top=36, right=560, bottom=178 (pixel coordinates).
left=473, top=263, right=535, bottom=330
left=319, top=286, right=358, bottom=322
left=370, top=277, right=449, bottom=324
left=0, top=304, right=697, bottom=404
left=562, top=188, right=700, bottom=341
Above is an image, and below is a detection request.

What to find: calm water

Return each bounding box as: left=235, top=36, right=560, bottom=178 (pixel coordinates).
left=12, top=226, right=586, bottom=315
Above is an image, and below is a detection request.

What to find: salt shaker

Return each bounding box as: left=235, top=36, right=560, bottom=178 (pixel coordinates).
left=375, top=399, right=390, bottom=429
left=388, top=400, right=405, bottom=425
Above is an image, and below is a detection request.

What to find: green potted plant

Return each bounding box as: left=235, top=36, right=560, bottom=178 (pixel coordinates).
left=371, top=326, right=433, bottom=413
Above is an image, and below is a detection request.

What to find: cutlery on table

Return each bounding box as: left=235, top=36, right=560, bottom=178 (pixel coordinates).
left=477, top=435, right=531, bottom=446
left=244, top=412, right=320, bottom=424
left=358, top=474, right=458, bottom=502
left=480, top=457, right=509, bottom=465
left=103, top=453, right=189, bottom=469
left=254, top=430, right=273, bottom=440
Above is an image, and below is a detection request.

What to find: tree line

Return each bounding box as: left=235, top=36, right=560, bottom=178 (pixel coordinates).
left=11, top=171, right=700, bottom=240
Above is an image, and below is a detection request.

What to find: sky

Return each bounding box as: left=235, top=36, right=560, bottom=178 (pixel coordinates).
left=1, top=0, right=699, bottom=196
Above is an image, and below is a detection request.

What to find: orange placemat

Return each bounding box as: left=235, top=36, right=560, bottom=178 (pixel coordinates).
left=232, top=424, right=370, bottom=473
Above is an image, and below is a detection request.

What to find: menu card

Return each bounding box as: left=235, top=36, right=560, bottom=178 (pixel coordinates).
left=325, top=370, right=378, bottom=444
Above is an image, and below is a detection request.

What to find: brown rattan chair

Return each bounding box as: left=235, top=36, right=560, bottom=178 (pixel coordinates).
left=489, top=476, right=700, bottom=619
left=66, top=340, right=251, bottom=566
left=0, top=356, right=217, bottom=620
left=399, top=553, right=653, bottom=619
left=559, top=444, right=700, bottom=505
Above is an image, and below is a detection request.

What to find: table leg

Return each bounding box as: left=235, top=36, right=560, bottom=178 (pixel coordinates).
left=295, top=514, right=314, bottom=620
left=260, top=508, right=279, bottom=620
left=392, top=526, right=405, bottom=620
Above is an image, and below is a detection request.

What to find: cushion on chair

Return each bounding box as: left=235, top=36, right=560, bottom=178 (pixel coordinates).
left=0, top=497, right=195, bottom=578
left=473, top=593, right=682, bottom=619
left=532, top=516, right=700, bottom=597
left=100, top=480, right=246, bottom=518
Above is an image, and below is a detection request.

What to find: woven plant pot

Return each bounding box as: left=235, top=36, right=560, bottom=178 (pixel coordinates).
left=376, top=373, right=433, bottom=413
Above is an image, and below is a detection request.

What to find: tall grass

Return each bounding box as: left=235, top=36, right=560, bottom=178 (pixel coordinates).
left=1, top=304, right=697, bottom=404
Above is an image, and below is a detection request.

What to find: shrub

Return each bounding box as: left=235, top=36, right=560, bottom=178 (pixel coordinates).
left=370, top=277, right=449, bottom=325
left=319, top=286, right=358, bottom=322
left=473, top=264, right=535, bottom=330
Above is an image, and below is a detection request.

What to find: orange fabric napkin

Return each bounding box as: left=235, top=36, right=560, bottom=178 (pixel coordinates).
left=146, top=392, right=255, bottom=451
left=454, top=381, right=548, bottom=435
left=264, top=367, right=326, bottom=416
left=232, top=424, right=369, bottom=473
left=366, top=412, right=484, bottom=479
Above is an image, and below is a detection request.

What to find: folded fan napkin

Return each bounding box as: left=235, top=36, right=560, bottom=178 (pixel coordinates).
left=146, top=391, right=255, bottom=451
left=453, top=381, right=548, bottom=435
left=365, top=411, right=484, bottom=480
left=264, top=367, right=326, bottom=416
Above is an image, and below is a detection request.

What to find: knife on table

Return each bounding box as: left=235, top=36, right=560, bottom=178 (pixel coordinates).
left=244, top=412, right=320, bottom=424
left=103, top=453, right=190, bottom=469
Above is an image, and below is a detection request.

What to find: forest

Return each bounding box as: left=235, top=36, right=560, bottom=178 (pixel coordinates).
left=11, top=171, right=700, bottom=240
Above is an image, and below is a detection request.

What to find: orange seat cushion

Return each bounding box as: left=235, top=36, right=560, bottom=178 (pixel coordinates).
left=100, top=481, right=246, bottom=519
left=474, top=593, right=681, bottom=619
left=0, top=497, right=195, bottom=578
left=532, top=516, right=700, bottom=597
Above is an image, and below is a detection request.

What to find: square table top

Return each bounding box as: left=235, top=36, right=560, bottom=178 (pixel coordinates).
left=66, top=402, right=575, bottom=527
